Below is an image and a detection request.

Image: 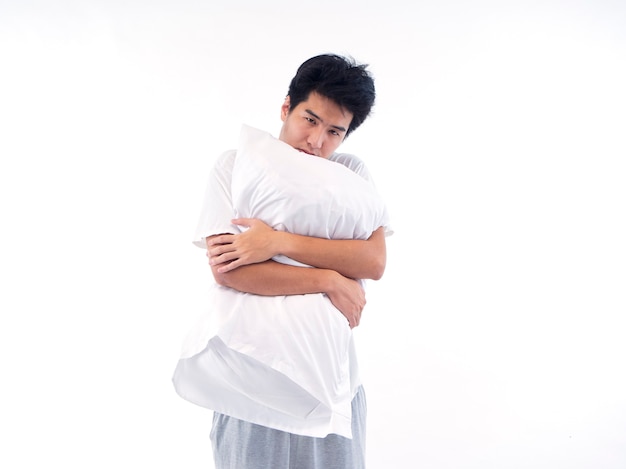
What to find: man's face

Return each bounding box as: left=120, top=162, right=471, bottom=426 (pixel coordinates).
left=278, top=91, right=353, bottom=159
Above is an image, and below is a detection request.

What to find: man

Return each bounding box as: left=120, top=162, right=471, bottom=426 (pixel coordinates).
left=175, top=54, right=391, bottom=468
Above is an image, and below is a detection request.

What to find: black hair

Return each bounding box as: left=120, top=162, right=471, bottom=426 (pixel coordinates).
left=286, top=54, right=375, bottom=136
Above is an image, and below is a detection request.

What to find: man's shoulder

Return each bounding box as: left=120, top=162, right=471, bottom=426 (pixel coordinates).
left=217, top=149, right=237, bottom=163
left=212, top=149, right=237, bottom=170
left=329, top=152, right=371, bottom=180
left=329, top=151, right=364, bottom=167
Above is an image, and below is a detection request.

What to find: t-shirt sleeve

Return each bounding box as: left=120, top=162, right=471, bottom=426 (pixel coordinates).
left=192, top=150, right=241, bottom=249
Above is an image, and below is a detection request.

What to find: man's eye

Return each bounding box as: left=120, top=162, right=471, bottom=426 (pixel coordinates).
left=305, top=117, right=316, bottom=124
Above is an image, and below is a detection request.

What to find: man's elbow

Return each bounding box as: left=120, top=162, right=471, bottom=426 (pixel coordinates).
left=370, top=268, right=385, bottom=281
left=211, top=267, right=232, bottom=288
left=369, top=259, right=386, bottom=281
left=366, top=232, right=387, bottom=280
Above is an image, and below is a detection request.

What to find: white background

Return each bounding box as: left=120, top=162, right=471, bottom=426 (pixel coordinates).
left=1, top=1, right=625, bottom=467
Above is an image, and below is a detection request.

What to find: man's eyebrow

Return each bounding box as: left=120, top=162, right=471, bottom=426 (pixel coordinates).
left=305, top=109, right=347, bottom=133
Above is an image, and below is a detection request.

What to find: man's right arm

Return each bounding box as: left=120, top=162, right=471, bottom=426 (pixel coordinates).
left=207, top=236, right=366, bottom=328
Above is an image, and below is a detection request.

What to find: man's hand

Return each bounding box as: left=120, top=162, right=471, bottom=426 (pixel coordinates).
left=207, top=218, right=278, bottom=273
left=325, top=273, right=366, bottom=329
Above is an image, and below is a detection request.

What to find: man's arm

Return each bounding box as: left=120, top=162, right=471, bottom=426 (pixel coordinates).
left=207, top=236, right=367, bottom=328
left=207, top=219, right=387, bottom=280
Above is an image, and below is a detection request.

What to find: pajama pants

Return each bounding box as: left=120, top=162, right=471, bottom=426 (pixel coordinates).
left=210, top=386, right=367, bottom=469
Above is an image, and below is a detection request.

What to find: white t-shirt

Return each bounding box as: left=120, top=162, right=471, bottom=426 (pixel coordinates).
left=173, top=125, right=391, bottom=439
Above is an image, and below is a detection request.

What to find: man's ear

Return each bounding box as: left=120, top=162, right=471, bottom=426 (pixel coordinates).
left=280, top=96, right=291, bottom=121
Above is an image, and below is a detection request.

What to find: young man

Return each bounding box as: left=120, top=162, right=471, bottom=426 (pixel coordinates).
left=175, top=54, right=391, bottom=468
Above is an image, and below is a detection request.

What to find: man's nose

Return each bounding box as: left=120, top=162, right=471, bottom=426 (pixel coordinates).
left=307, top=127, right=325, bottom=149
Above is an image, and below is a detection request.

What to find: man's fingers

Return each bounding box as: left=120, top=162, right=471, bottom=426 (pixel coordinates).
left=207, top=234, right=235, bottom=246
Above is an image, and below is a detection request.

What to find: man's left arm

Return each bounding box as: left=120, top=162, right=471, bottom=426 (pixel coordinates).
left=207, top=219, right=386, bottom=280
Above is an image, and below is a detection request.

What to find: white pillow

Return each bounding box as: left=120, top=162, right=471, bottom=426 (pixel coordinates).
left=173, top=125, right=390, bottom=439
left=231, top=125, right=388, bottom=241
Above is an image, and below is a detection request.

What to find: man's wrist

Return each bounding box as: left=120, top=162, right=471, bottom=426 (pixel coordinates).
left=314, top=268, right=339, bottom=295
left=273, top=230, right=291, bottom=257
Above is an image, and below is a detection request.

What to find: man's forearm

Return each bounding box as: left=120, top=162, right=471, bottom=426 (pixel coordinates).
left=212, top=259, right=338, bottom=296
left=208, top=222, right=387, bottom=280
left=275, top=226, right=386, bottom=280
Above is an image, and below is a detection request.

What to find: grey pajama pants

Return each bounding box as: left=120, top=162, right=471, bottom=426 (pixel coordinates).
left=210, top=386, right=367, bottom=469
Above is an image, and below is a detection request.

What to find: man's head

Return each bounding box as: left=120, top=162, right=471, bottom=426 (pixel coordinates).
left=279, top=54, right=376, bottom=159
